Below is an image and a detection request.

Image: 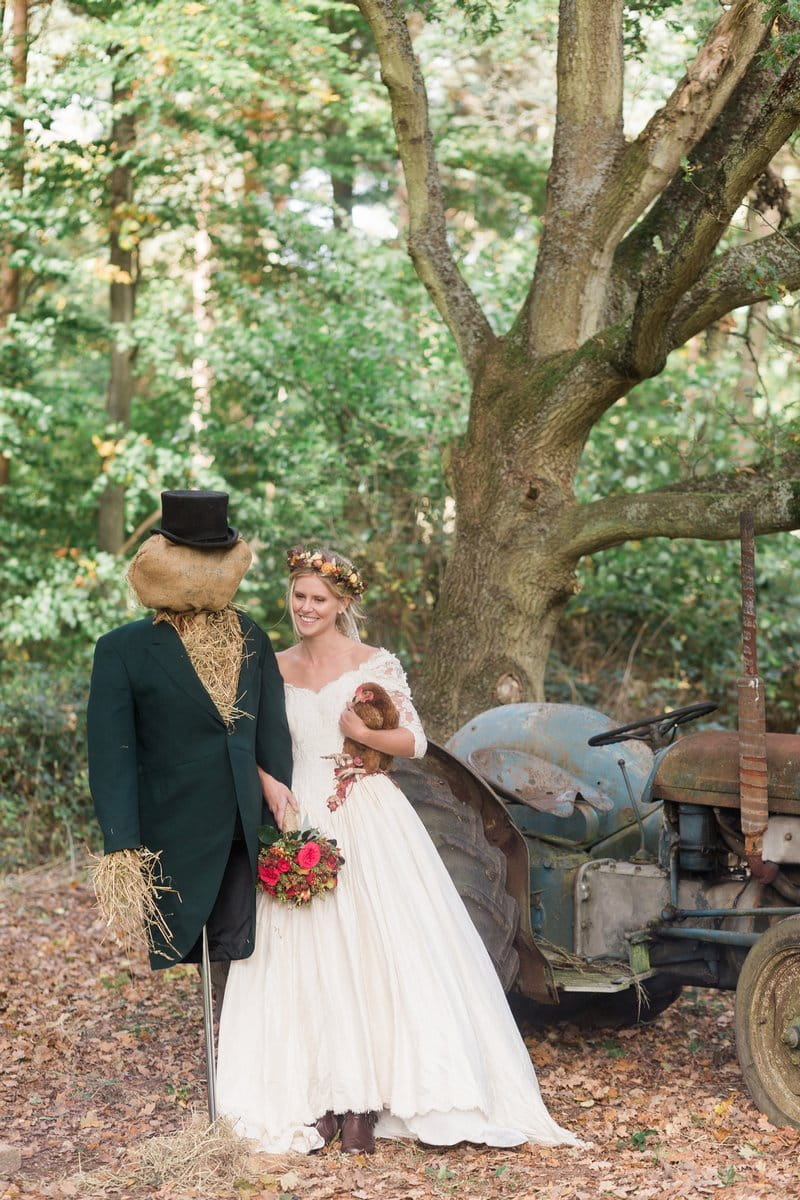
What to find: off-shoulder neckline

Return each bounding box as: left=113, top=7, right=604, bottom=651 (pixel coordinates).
left=282, top=647, right=392, bottom=696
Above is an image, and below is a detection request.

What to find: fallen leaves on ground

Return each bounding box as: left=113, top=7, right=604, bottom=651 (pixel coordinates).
left=2, top=860, right=799, bottom=1200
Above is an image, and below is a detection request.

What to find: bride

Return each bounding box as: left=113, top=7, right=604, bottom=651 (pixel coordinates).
left=215, top=545, right=580, bottom=1155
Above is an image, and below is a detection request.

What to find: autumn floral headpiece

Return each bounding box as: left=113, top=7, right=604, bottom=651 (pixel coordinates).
left=286, top=545, right=366, bottom=598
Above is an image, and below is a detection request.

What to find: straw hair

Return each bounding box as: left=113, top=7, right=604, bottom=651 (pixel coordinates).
left=127, top=1115, right=253, bottom=1189
left=155, top=605, right=247, bottom=726
left=63, top=1112, right=257, bottom=1194
left=90, top=847, right=179, bottom=958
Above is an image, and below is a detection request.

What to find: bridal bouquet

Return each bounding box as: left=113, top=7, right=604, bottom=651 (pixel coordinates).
left=257, top=825, right=344, bottom=906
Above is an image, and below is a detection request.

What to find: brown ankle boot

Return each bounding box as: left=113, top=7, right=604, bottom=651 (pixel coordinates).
left=340, top=1110, right=377, bottom=1154
left=315, top=1111, right=339, bottom=1145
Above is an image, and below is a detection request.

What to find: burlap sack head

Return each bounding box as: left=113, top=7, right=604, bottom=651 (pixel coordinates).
left=127, top=534, right=253, bottom=613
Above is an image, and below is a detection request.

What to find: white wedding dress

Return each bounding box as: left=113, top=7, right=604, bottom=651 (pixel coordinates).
left=216, top=648, right=579, bottom=1154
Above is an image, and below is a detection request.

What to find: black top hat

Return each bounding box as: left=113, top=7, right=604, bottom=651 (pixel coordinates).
left=152, top=490, right=239, bottom=549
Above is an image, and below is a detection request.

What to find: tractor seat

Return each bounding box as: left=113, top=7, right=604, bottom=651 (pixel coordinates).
left=652, top=730, right=800, bottom=813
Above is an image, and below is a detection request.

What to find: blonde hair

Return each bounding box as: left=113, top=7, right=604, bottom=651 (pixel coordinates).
left=287, top=547, right=365, bottom=642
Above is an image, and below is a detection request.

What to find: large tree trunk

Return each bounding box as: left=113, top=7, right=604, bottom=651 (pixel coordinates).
left=0, top=0, right=28, bottom=492
left=417, top=339, right=614, bottom=737
left=97, top=72, right=137, bottom=554
left=419, top=512, right=579, bottom=737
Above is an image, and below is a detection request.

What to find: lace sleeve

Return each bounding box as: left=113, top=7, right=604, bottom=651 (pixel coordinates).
left=367, top=650, right=427, bottom=759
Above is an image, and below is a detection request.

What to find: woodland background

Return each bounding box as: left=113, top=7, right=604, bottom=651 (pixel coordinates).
left=2, top=0, right=800, bottom=870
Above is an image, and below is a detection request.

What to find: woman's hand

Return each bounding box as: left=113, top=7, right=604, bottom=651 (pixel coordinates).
left=339, top=702, right=369, bottom=742
left=258, top=766, right=298, bottom=832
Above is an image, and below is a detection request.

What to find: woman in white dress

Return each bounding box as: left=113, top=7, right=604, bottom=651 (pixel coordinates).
left=216, top=545, right=580, bottom=1155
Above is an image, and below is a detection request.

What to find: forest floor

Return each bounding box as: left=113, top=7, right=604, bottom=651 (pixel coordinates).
left=1, top=860, right=799, bottom=1200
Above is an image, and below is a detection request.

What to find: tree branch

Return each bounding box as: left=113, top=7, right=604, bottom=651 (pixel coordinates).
left=354, top=0, right=494, bottom=379
left=559, top=468, right=800, bottom=562
left=521, top=223, right=800, bottom=457
left=604, top=1, right=768, bottom=254
left=668, top=221, right=800, bottom=348
left=609, top=9, right=777, bottom=320
left=523, top=0, right=626, bottom=354
left=625, top=51, right=800, bottom=377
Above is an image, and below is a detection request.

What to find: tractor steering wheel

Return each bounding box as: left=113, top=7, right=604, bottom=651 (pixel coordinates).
left=587, top=702, right=718, bottom=747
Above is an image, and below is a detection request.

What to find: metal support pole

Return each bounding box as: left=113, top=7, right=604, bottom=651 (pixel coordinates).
left=618, top=757, right=652, bottom=862
left=650, top=925, right=760, bottom=947
left=662, top=905, right=800, bottom=921
left=201, top=924, right=218, bottom=1125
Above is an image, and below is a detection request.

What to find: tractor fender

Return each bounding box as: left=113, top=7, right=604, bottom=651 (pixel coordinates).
left=393, top=741, right=557, bottom=1004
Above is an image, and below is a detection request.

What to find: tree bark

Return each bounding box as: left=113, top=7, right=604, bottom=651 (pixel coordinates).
left=189, top=177, right=213, bottom=470
left=610, top=20, right=779, bottom=319
left=97, top=70, right=137, bottom=554
left=626, top=50, right=800, bottom=378
left=0, top=0, right=26, bottom=326
left=0, top=0, right=28, bottom=492
left=668, top=221, right=800, bottom=347
left=522, top=0, right=626, bottom=352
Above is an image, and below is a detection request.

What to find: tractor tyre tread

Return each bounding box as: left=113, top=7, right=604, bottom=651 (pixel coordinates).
left=391, top=758, right=520, bottom=992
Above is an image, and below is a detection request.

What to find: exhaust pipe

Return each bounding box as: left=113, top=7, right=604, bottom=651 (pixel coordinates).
left=737, top=511, right=776, bottom=884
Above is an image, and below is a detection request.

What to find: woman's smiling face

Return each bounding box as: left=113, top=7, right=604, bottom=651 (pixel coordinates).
left=290, top=574, right=344, bottom=637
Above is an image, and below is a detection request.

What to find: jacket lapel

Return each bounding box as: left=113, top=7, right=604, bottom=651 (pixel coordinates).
left=145, top=619, right=226, bottom=725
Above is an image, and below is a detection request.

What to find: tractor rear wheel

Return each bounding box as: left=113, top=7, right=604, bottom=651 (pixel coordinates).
left=512, top=974, right=682, bottom=1029
left=735, top=915, right=800, bottom=1130
left=392, top=757, right=521, bottom=991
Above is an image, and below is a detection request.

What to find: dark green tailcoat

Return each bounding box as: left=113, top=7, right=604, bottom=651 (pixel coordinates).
left=87, top=612, right=292, bottom=969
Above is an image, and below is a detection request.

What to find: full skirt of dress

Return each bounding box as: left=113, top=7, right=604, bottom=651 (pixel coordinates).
left=216, top=662, right=579, bottom=1154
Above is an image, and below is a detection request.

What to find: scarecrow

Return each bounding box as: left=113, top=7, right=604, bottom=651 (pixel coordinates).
left=87, top=490, right=293, bottom=974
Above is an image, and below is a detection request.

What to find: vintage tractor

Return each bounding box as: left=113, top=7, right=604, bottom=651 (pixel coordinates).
left=397, top=514, right=800, bottom=1130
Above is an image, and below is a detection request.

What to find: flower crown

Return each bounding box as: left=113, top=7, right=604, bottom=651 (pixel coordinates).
left=286, top=545, right=366, bottom=598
